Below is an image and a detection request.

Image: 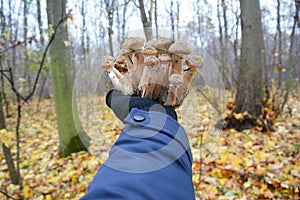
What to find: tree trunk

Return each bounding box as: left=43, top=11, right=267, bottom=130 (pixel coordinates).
left=116, top=0, right=130, bottom=47
left=104, top=0, right=116, bottom=56
left=138, top=0, right=153, bottom=40
left=217, top=0, right=231, bottom=89
left=276, top=0, right=283, bottom=87
left=0, top=90, right=20, bottom=185
left=170, top=0, right=175, bottom=40
left=154, top=0, right=158, bottom=39
left=281, top=0, right=298, bottom=111
left=36, top=0, right=44, bottom=44
left=23, top=0, right=31, bottom=92
left=175, top=1, right=180, bottom=40
left=234, top=0, right=264, bottom=118
left=196, top=0, right=203, bottom=46
left=0, top=0, right=20, bottom=185
left=46, top=0, right=89, bottom=157
left=232, top=0, right=240, bottom=89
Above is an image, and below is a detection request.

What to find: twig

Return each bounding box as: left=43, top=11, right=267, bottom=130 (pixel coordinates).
left=197, top=88, right=222, bottom=115
left=198, top=126, right=205, bottom=186
left=0, top=36, right=36, bottom=55
left=0, top=58, right=11, bottom=117
left=0, top=11, right=71, bottom=103
left=24, top=12, right=71, bottom=101
left=0, top=190, right=17, bottom=200
left=15, top=102, right=22, bottom=189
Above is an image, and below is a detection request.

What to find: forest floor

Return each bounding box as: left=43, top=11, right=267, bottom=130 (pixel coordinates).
left=0, top=90, right=299, bottom=199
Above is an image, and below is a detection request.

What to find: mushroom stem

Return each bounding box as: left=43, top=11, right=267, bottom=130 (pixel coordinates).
left=176, top=70, right=194, bottom=105
left=153, top=54, right=172, bottom=101
left=170, top=55, right=183, bottom=75
left=107, top=71, right=123, bottom=92
left=164, top=85, right=177, bottom=106
left=176, top=55, right=203, bottom=105
left=130, top=51, right=145, bottom=92
left=138, top=56, right=160, bottom=99
left=164, top=74, right=184, bottom=107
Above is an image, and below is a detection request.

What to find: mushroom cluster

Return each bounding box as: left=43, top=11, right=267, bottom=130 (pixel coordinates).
left=101, top=37, right=203, bottom=108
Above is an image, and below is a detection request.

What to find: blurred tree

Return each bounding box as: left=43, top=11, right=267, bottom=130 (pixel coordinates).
left=116, top=0, right=131, bottom=48
left=234, top=0, right=264, bottom=117
left=138, top=0, right=154, bottom=40
left=23, top=0, right=31, bottom=92
left=0, top=0, right=20, bottom=186
left=0, top=91, right=20, bottom=185
left=104, top=0, right=116, bottom=56
left=276, top=0, right=283, bottom=87
left=46, top=0, right=90, bottom=157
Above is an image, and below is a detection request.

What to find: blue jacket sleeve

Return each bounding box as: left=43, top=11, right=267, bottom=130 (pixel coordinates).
left=81, top=108, right=195, bottom=200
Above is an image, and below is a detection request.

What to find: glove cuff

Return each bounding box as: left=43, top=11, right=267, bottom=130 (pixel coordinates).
left=106, top=89, right=177, bottom=121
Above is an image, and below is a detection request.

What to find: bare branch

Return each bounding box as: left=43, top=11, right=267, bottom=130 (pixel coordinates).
left=0, top=191, right=17, bottom=200
left=0, top=36, right=36, bottom=55
left=24, top=11, right=71, bottom=101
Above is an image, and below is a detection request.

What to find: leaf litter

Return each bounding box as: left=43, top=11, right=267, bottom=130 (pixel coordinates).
left=0, top=91, right=299, bottom=199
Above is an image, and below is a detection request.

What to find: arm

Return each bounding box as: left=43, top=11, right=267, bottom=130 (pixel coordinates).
left=81, top=90, right=195, bottom=200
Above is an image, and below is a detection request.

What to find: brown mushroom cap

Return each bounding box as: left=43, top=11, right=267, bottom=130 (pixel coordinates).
left=154, top=37, right=174, bottom=51
left=158, top=54, right=172, bottom=63
left=168, top=73, right=184, bottom=86
left=115, top=55, right=127, bottom=73
left=144, top=55, right=160, bottom=66
left=122, top=37, right=145, bottom=50
left=141, top=46, right=158, bottom=56
left=145, top=39, right=156, bottom=47
left=101, top=56, right=115, bottom=70
left=185, top=55, right=203, bottom=72
left=120, top=48, right=134, bottom=56
left=116, top=55, right=125, bottom=64
left=168, top=41, right=191, bottom=58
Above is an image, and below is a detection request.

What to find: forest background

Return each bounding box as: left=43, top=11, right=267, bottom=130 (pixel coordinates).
left=0, top=0, right=299, bottom=199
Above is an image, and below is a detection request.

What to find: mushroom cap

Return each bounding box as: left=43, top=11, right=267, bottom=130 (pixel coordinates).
left=101, top=56, right=115, bottom=70
left=158, top=54, right=172, bottom=63
left=144, top=55, right=160, bottom=66
left=120, top=48, right=134, bottom=56
left=116, top=55, right=125, bottom=64
left=185, top=55, right=203, bottom=72
left=154, top=37, right=174, bottom=51
left=168, top=73, right=184, bottom=86
left=145, top=39, right=156, bottom=47
left=168, top=41, right=191, bottom=58
left=141, top=46, right=158, bottom=56
left=122, top=37, right=145, bottom=50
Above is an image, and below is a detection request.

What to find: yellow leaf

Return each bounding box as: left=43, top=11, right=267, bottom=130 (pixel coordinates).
left=45, top=194, right=52, bottom=200
left=243, top=181, right=251, bottom=188
left=68, top=14, right=74, bottom=21
left=219, top=178, right=227, bottom=185
left=220, top=151, right=228, bottom=162
left=232, top=158, right=241, bottom=169
left=3, top=31, right=9, bottom=40
left=0, top=129, right=14, bottom=147
left=261, top=183, right=268, bottom=190
left=233, top=112, right=244, bottom=120
left=23, top=185, right=34, bottom=198
left=71, top=174, right=77, bottom=183
left=267, top=140, right=275, bottom=148
left=105, top=111, right=113, bottom=120
left=64, top=40, right=69, bottom=47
